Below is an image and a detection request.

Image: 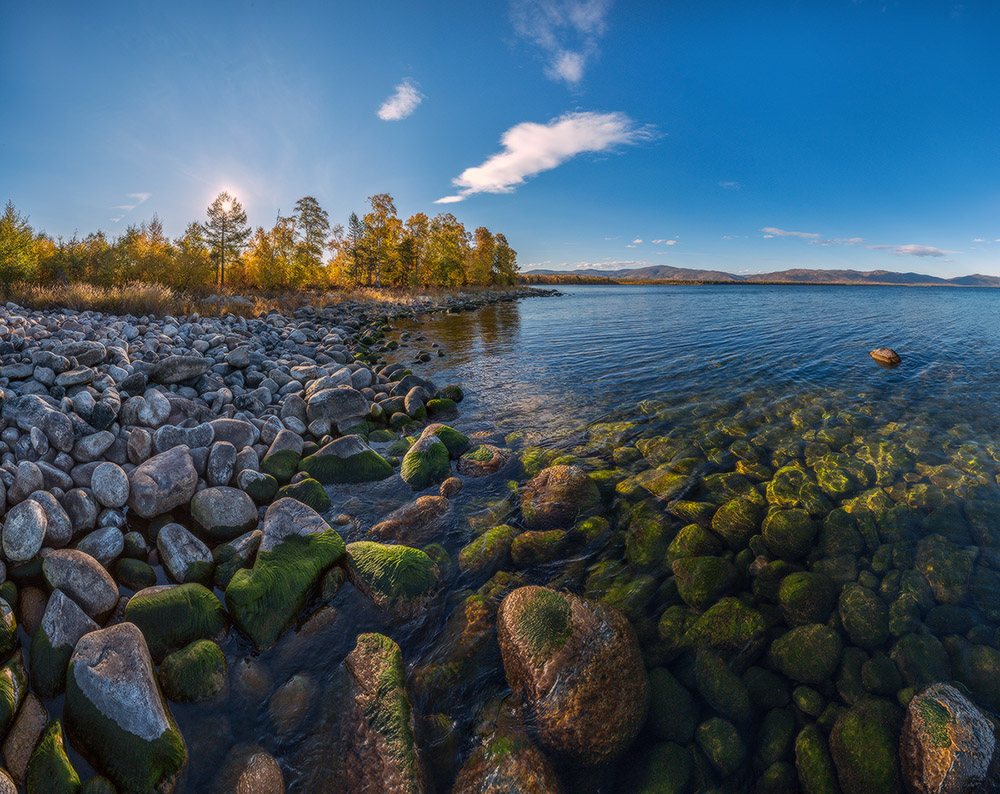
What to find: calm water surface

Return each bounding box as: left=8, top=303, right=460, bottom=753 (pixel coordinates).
left=163, top=285, right=1000, bottom=793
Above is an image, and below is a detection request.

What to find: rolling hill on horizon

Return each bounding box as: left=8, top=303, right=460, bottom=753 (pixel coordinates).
left=523, top=265, right=1000, bottom=286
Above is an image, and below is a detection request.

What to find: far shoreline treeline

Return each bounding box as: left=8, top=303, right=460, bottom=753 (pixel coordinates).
left=0, top=193, right=519, bottom=292
left=520, top=273, right=1000, bottom=287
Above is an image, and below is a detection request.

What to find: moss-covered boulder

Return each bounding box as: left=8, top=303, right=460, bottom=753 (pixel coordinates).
left=64, top=623, right=186, bottom=794
left=459, top=525, right=517, bottom=577
left=778, top=572, right=837, bottom=627
left=511, top=530, right=567, bottom=567
left=648, top=667, right=698, bottom=744
left=682, top=597, right=769, bottom=669
left=521, top=465, right=600, bottom=530
left=712, top=497, right=764, bottom=550
left=275, top=478, right=331, bottom=512
left=829, top=698, right=902, bottom=794
left=115, top=558, right=157, bottom=591
left=259, top=428, right=304, bottom=482
left=900, top=683, right=1000, bottom=794
left=621, top=499, right=671, bottom=567
left=158, top=640, right=226, bottom=703
left=452, top=730, right=564, bottom=794
left=891, top=633, right=951, bottom=689
left=0, top=652, right=29, bottom=738
left=665, top=523, right=723, bottom=565
left=631, top=742, right=691, bottom=794
left=758, top=707, right=795, bottom=768
left=237, top=469, right=279, bottom=503
left=26, top=719, right=79, bottom=794
left=769, top=624, right=842, bottom=684
left=762, top=509, right=818, bottom=559
left=30, top=590, right=99, bottom=698
left=838, top=583, right=889, bottom=649
left=696, top=717, right=746, bottom=777
left=458, top=444, right=511, bottom=478
left=337, top=633, right=428, bottom=793
left=400, top=433, right=452, bottom=490
left=189, top=486, right=259, bottom=543
left=299, top=434, right=393, bottom=484
left=915, top=535, right=978, bottom=605
left=124, top=583, right=228, bottom=662
left=226, top=498, right=345, bottom=650
left=672, top=556, right=737, bottom=611
left=695, top=650, right=752, bottom=722
left=345, top=541, right=438, bottom=618
left=422, top=423, right=471, bottom=458
left=497, top=586, right=648, bottom=765
left=794, top=723, right=838, bottom=794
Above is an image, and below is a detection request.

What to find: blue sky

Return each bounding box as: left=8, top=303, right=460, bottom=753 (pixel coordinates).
left=3, top=0, right=1000, bottom=276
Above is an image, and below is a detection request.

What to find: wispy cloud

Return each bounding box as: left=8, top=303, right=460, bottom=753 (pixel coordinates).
left=719, top=181, right=741, bottom=190
left=436, top=110, right=655, bottom=203
left=111, top=192, right=151, bottom=223
left=630, top=238, right=643, bottom=244
left=867, top=243, right=955, bottom=258
left=651, top=238, right=677, bottom=245
left=510, top=0, right=612, bottom=86
left=761, top=226, right=822, bottom=239
left=377, top=78, right=424, bottom=121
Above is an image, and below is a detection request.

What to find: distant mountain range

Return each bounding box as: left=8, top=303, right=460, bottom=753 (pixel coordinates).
left=523, top=265, right=1000, bottom=286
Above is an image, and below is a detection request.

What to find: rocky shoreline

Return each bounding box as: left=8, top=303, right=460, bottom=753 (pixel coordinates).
left=0, top=284, right=993, bottom=794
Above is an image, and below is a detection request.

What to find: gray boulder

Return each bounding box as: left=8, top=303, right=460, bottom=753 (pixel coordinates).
left=128, top=446, right=198, bottom=519
left=42, top=549, right=119, bottom=620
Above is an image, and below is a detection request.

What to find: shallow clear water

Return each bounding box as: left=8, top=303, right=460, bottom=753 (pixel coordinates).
left=103, top=285, right=1000, bottom=793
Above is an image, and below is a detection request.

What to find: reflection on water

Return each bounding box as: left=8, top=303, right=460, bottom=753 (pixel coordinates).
left=163, top=285, right=1000, bottom=792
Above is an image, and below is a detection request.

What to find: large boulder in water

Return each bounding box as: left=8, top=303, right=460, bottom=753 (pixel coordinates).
left=225, top=498, right=345, bottom=650
left=901, top=683, right=1000, bottom=794
left=64, top=623, right=187, bottom=794
left=127, top=446, right=198, bottom=519
left=520, top=465, right=600, bottom=529
left=338, top=633, right=428, bottom=793
left=298, top=435, right=393, bottom=484
left=869, top=348, right=901, bottom=366
left=497, top=585, right=648, bottom=765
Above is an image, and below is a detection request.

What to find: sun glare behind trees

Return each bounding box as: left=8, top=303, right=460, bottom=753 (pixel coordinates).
left=0, top=193, right=519, bottom=291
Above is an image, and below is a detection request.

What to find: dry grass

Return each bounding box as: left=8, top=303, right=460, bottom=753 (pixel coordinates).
left=1, top=281, right=528, bottom=319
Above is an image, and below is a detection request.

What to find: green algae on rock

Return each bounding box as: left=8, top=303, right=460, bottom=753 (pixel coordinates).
left=458, top=525, right=518, bottom=577
left=345, top=541, right=438, bottom=617
left=158, top=640, right=227, bottom=703
left=124, top=584, right=229, bottom=662
left=226, top=498, right=345, bottom=650
left=769, top=624, right=843, bottom=684
left=520, top=464, right=600, bottom=530
left=25, top=719, right=79, bottom=794
left=64, top=623, right=187, bottom=794
left=400, top=432, right=452, bottom=490
left=275, top=477, right=331, bottom=512
left=299, top=434, right=393, bottom=484
left=497, top=586, right=648, bottom=766
left=829, top=698, right=902, bottom=794
left=30, top=590, right=99, bottom=698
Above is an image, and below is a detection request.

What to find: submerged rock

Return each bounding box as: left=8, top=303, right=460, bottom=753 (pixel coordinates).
left=520, top=465, right=600, bottom=529
left=870, top=348, right=901, bottom=366
left=901, top=683, right=1000, bottom=794
left=497, top=586, right=648, bottom=765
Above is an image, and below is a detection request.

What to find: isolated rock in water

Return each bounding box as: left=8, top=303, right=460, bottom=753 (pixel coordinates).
left=225, top=499, right=345, bottom=650
left=338, top=633, right=428, bottom=794
left=369, top=495, right=449, bottom=545
left=400, top=434, right=451, bottom=491
left=127, top=446, right=198, bottom=519
left=870, top=348, right=901, bottom=366
left=520, top=465, right=600, bottom=529
left=901, top=683, right=1000, bottom=794
left=497, top=585, right=649, bottom=765
left=298, top=434, right=393, bottom=484
left=64, top=623, right=187, bottom=794
left=30, top=590, right=99, bottom=698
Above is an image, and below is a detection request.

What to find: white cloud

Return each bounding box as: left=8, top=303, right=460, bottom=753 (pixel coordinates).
left=631, top=238, right=642, bottom=244
left=111, top=192, right=151, bottom=222
left=377, top=78, right=424, bottom=121
left=892, top=244, right=951, bottom=257
left=761, top=226, right=822, bottom=239
left=664, top=239, right=677, bottom=245
left=436, top=111, right=654, bottom=203
left=510, top=0, right=612, bottom=86
left=973, top=238, right=986, bottom=242
left=719, top=181, right=741, bottom=190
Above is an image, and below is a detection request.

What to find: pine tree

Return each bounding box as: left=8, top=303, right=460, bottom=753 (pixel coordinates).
left=200, top=191, right=251, bottom=287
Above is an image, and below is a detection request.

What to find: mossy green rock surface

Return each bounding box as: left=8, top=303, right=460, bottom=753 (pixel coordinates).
left=158, top=639, right=226, bottom=703
left=226, top=500, right=345, bottom=650
left=115, top=558, right=157, bottom=591
left=696, top=717, right=746, bottom=777
left=838, top=582, right=890, bottom=648
left=124, top=583, right=228, bottom=662
left=458, top=525, right=517, bottom=576
left=769, top=624, right=843, bottom=683
left=778, top=572, right=837, bottom=626
left=400, top=434, right=452, bottom=490
left=762, top=509, right=818, bottom=559
left=0, top=651, right=28, bottom=737
left=26, top=719, right=80, bottom=794
left=299, top=434, right=393, bottom=484
left=648, top=667, right=697, bottom=744
left=633, top=742, right=692, bottom=794
left=275, top=477, right=331, bottom=512
left=497, top=586, right=649, bottom=765
left=260, top=448, right=301, bottom=482
left=794, top=724, right=838, bottom=794
left=345, top=541, right=438, bottom=616
left=521, top=464, right=600, bottom=529
left=64, top=623, right=187, bottom=794
left=31, top=590, right=99, bottom=698
left=672, top=555, right=737, bottom=610
left=829, top=699, right=902, bottom=794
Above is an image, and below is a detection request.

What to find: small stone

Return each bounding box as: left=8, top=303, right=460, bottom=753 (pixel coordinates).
left=91, top=463, right=129, bottom=509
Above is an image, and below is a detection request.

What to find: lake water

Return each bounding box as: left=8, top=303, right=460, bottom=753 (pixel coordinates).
left=163, top=284, right=1000, bottom=793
